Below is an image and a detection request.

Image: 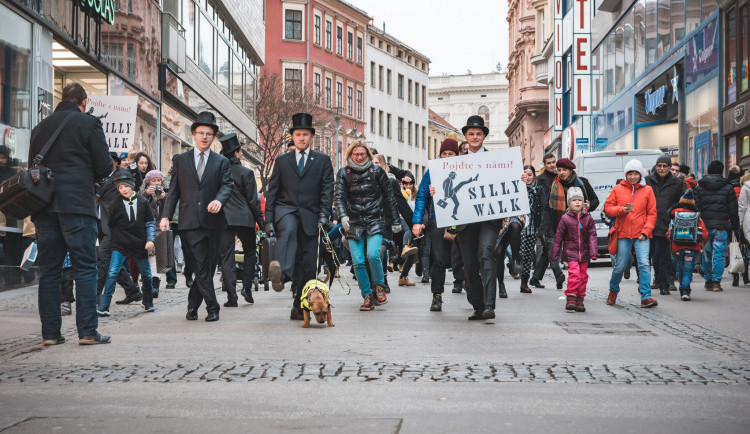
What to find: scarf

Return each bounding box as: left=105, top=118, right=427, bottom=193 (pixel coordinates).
left=347, top=157, right=372, bottom=171
left=549, top=172, right=586, bottom=224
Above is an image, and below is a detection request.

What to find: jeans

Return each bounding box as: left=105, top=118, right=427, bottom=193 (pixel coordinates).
left=100, top=251, right=153, bottom=310
left=610, top=237, right=652, bottom=300
left=35, top=212, right=99, bottom=339
left=702, top=229, right=728, bottom=282
left=674, top=249, right=697, bottom=293
left=349, top=234, right=384, bottom=297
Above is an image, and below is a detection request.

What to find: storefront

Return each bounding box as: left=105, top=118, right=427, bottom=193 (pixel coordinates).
left=723, top=0, right=750, bottom=171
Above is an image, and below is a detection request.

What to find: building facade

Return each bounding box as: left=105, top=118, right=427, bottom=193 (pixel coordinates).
left=506, top=0, right=551, bottom=167
left=428, top=72, right=510, bottom=150
left=263, top=0, right=369, bottom=170
left=365, top=24, right=430, bottom=181
left=723, top=0, right=750, bottom=171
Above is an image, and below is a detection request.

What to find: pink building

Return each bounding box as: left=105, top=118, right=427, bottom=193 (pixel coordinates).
left=264, top=0, right=369, bottom=168
left=506, top=0, right=550, bottom=168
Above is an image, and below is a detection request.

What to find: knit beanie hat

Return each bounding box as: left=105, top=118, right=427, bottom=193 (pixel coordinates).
left=680, top=189, right=695, bottom=206
left=567, top=187, right=584, bottom=204
left=143, top=170, right=164, bottom=185
left=623, top=158, right=644, bottom=178
left=656, top=154, right=671, bottom=166
left=439, top=138, right=459, bottom=155
left=707, top=160, right=724, bottom=175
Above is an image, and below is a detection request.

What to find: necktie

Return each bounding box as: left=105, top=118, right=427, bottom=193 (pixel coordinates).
left=197, top=152, right=205, bottom=179
left=298, top=151, right=306, bottom=174
left=129, top=201, right=135, bottom=222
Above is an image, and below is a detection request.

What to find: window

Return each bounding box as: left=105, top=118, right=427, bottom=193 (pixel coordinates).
left=671, top=0, right=686, bottom=47
left=645, top=0, right=657, bottom=66
left=615, top=20, right=624, bottom=94
left=398, top=117, right=404, bottom=142
left=379, top=110, right=383, bottom=136
left=232, top=54, right=243, bottom=107
left=325, top=77, right=332, bottom=107
left=414, top=123, right=419, bottom=145
left=422, top=126, right=426, bottom=148
left=336, top=26, right=343, bottom=56
left=742, top=5, right=749, bottom=93
left=357, top=36, right=363, bottom=64
left=387, top=69, right=392, bottom=93
left=421, top=85, right=426, bottom=107
left=126, top=43, right=136, bottom=81
left=198, top=12, right=213, bottom=76
left=347, top=31, right=353, bottom=60
left=378, top=65, right=383, bottom=90
left=398, top=74, right=404, bottom=98
left=284, top=68, right=302, bottom=98
left=414, top=82, right=419, bottom=106
left=657, top=0, right=670, bottom=57
left=370, top=107, right=376, bottom=133
left=386, top=114, right=392, bottom=138
left=325, top=20, right=332, bottom=50
left=285, top=9, right=302, bottom=40
left=336, top=81, right=343, bottom=108
left=634, top=0, right=645, bottom=79
left=478, top=106, right=490, bottom=129
left=408, top=79, right=413, bottom=102
left=623, top=10, right=635, bottom=86
left=728, top=7, right=737, bottom=104
left=314, top=72, right=321, bottom=104
left=314, top=15, right=321, bottom=45
left=408, top=121, right=413, bottom=145
left=686, top=0, right=700, bottom=35
left=357, top=90, right=362, bottom=119
left=347, top=86, right=353, bottom=116
left=370, top=62, right=376, bottom=87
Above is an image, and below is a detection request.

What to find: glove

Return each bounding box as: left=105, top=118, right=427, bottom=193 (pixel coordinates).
left=318, top=216, right=332, bottom=231
left=266, top=222, right=276, bottom=238
left=391, top=224, right=402, bottom=234
left=341, top=216, right=350, bottom=233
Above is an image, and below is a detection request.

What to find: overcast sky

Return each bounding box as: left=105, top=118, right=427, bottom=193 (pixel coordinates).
left=356, top=0, right=509, bottom=76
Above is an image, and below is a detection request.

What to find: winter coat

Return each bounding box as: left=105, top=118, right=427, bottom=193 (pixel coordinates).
left=550, top=209, right=597, bottom=263
left=334, top=163, right=400, bottom=241
left=222, top=157, right=263, bottom=229
left=694, top=174, right=740, bottom=231
left=140, top=178, right=167, bottom=224
left=539, top=173, right=599, bottom=237
left=739, top=181, right=750, bottom=234
left=522, top=180, right=544, bottom=235
left=413, top=170, right=434, bottom=225
left=387, top=172, right=413, bottom=228
left=604, top=179, right=657, bottom=238
left=645, top=171, right=686, bottom=238
left=667, top=205, right=708, bottom=254
left=109, top=194, right=156, bottom=258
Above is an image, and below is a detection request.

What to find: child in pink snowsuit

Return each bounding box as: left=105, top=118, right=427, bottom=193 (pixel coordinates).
left=551, top=187, right=598, bottom=312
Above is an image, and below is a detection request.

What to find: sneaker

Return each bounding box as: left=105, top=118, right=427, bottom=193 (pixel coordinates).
left=556, top=274, right=565, bottom=290
left=606, top=291, right=618, bottom=305
left=42, top=336, right=65, bottom=346
left=398, top=276, right=416, bottom=287
left=360, top=294, right=375, bottom=311
left=640, top=297, right=658, bottom=308
left=430, top=294, right=442, bottom=312
left=374, top=285, right=388, bottom=305
left=712, top=283, right=724, bottom=292
left=78, top=333, right=111, bottom=345
left=61, top=302, right=72, bottom=316
left=401, top=244, right=418, bottom=257
left=705, top=281, right=714, bottom=291
left=268, top=260, right=283, bottom=292
left=96, top=309, right=110, bottom=317
left=681, top=293, right=691, bottom=301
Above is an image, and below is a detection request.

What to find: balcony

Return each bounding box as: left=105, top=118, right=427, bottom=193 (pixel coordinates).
left=162, top=12, right=186, bottom=73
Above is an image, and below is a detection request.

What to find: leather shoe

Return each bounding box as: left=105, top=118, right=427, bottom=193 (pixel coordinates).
left=556, top=274, right=565, bottom=289
left=468, top=310, right=484, bottom=320
left=529, top=278, right=545, bottom=288
left=165, top=283, right=176, bottom=289
left=481, top=307, right=495, bottom=319
left=185, top=277, right=194, bottom=288
left=115, top=293, right=142, bottom=305
left=498, top=283, right=508, bottom=298
left=224, top=300, right=238, bottom=307
left=241, top=288, right=254, bottom=304
left=205, top=312, right=220, bottom=322
left=186, top=308, right=198, bottom=320
left=452, top=282, right=463, bottom=293
left=290, top=307, right=304, bottom=320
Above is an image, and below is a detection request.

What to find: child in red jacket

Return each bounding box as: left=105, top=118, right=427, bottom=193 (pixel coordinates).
left=667, top=189, right=708, bottom=301
left=551, top=187, right=598, bottom=312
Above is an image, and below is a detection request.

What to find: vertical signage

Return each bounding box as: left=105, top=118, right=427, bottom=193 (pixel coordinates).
left=553, top=0, right=563, bottom=131
left=572, top=0, right=592, bottom=116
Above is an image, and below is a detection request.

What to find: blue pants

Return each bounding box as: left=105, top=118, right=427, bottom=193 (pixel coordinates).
left=702, top=229, right=727, bottom=282
left=34, top=212, right=99, bottom=339
left=349, top=234, right=384, bottom=297
left=100, top=250, right=153, bottom=310
left=674, top=249, right=697, bottom=293
left=610, top=237, right=652, bottom=300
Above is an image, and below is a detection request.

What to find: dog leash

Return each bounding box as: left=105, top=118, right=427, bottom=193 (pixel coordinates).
left=317, top=224, right=352, bottom=295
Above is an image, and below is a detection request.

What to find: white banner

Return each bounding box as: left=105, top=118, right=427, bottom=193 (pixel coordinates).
left=85, top=95, right=138, bottom=153
left=428, top=148, right=529, bottom=228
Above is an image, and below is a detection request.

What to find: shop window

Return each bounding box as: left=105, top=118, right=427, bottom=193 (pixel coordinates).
left=285, top=10, right=302, bottom=40
left=198, top=12, right=214, bottom=77
left=685, top=0, right=701, bottom=34
left=685, top=77, right=719, bottom=173
left=671, top=0, right=686, bottom=47
left=728, top=7, right=738, bottom=104
left=645, top=0, right=657, bottom=65
left=634, top=0, right=646, bottom=79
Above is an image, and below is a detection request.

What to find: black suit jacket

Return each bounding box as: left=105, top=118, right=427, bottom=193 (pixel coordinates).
left=224, top=159, right=263, bottom=228
left=28, top=101, right=112, bottom=218
left=265, top=149, right=334, bottom=236
left=162, top=149, right=233, bottom=231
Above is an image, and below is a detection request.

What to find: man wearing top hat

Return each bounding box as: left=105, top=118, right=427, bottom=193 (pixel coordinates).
left=217, top=133, right=264, bottom=306
left=455, top=115, right=502, bottom=321
left=160, top=111, right=233, bottom=322
left=265, top=112, right=334, bottom=320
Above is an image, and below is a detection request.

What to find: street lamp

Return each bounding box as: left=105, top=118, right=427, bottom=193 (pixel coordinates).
left=331, top=106, right=343, bottom=170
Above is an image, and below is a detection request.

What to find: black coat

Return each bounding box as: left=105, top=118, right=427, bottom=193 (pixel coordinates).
left=695, top=174, right=740, bottom=231
left=538, top=174, right=599, bottom=237
left=388, top=173, right=413, bottom=228
left=28, top=101, right=112, bottom=218
left=265, top=149, right=334, bottom=237
left=224, top=157, right=263, bottom=228
left=645, top=172, right=686, bottom=237
left=162, top=149, right=233, bottom=231
left=98, top=168, right=133, bottom=237
left=109, top=194, right=155, bottom=258
left=334, top=163, right=400, bottom=241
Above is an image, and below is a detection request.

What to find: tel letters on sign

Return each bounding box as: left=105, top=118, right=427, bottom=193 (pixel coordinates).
left=85, top=95, right=138, bottom=153
left=428, top=147, right=530, bottom=228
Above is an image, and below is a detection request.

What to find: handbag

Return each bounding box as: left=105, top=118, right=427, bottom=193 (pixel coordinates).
left=0, top=112, right=76, bottom=219
left=607, top=187, right=642, bottom=256
left=728, top=241, right=745, bottom=274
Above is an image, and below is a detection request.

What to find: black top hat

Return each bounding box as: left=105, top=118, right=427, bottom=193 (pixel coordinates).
left=289, top=113, right=315, bottom=135
left=461, top=115, right=489, bottom=135
left=191, top=111, right=219, bottom=134
left=219, top=133, right=242, bottom=156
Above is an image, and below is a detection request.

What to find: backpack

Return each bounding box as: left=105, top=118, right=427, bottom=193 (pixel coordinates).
left=669, top=212, right=701, bottom=246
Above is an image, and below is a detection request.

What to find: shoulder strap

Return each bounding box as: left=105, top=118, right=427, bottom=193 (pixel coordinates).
left=33, top=111, right=78, bottom=167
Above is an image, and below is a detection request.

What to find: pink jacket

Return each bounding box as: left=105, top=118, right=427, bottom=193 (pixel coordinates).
left=551, top=209, right=598, bottom=263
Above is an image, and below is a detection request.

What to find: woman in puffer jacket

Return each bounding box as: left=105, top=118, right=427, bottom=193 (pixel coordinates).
left=604, top=158, right=658, bottom=308
left=737, top=172, right=750, bottom=285
left=334, top=141, right=401, bottom=311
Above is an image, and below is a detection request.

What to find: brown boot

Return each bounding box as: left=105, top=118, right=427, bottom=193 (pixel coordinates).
left=520, top=278, right=532, bottom=293
left=606, top=291, right=617, bottom=305
left=374, top=284, right=388, bottom=305
left=359, top=294, right=374, bottom=311
left=574, top=296, right=586, bottom=312
left=565, top=295, right=577, bottom=311
left=398, top=276, right=416, bottom=287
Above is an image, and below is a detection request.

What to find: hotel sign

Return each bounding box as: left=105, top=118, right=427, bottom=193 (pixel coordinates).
left=553, top=0, right=564, bottom=131
left=74, top=0, right=116, bottom=26
left=572, top=0, right=592, bottom=116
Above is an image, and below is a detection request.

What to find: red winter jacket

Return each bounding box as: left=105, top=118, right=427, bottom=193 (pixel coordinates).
left=666, top=206, right=708, bottom=254
left=551, top=209, right=598, bottom=263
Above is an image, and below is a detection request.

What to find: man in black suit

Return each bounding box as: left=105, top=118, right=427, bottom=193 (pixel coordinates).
left=266, top=113, right=334, bottom=320
left=31, top=83, right=113, bottom=345
left=217, top=133, right=263, bottom=306
left=160, top=111, right=233, bottom=322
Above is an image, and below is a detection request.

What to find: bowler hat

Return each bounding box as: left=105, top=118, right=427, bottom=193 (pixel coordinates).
left=461, top=115, right=489, bottom=135
left=219, top=133, right=242, bottom=156
left=290, top=113, right=316, bottom=135
left=111, top=169, right=135, bottom=190
left=190, top=111, right=219, bottom=134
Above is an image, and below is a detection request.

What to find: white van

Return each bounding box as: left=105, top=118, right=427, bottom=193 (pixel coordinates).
left=573, top=149, right=664, bottom=255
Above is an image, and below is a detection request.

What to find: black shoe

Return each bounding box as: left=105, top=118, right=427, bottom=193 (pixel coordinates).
left=224, top=299, right=238, bottom=307
left=623, top=269, right=630, bottom=280
left=659, top=288, right=670, bottom=295
left=421, top=275, right=430, bottom=284
left=185, top=277, right=194, bottom=288
left=468, top=310, right=484, bottom=320
left=430, top=294, right=442, bottom=311
left=452, top=282, right=463, bottom=293
left=556, top=274, right=565, bottom=290
left=241, top=288, right=254, bottom=304
left=481, top=307, right=495, bottom=319
left=498, top=283, right=508, bottom=299
left=115, top=293, right=142, bottom=305
left=205, top=312, right=220, bottom=322
left=165, top=283, right=176, bottom=289
left=152, top=276, right=161, bottom=299
left=186, top=308, right=198, bottom=321
left=290, top=307, right=304, bottom=321
left=732, top=273, right=740, bottom=287
left=529, top=278, right=545, bottom=288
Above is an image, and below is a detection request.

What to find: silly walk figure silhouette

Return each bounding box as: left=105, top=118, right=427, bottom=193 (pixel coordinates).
left=439, top=172, right=479, bottom=220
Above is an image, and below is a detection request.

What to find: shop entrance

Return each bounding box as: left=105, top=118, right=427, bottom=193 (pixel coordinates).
left=51, top=41, right=107, bottom=108
left=634, top=65, right=681, bottom=162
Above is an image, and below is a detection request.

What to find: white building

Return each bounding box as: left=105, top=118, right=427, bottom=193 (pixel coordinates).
left=365, top=24, right=430, bottom=181
left=428, top=72, right=510, bottom=150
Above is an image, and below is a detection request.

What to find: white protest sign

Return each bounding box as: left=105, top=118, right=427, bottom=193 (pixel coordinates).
left=428, top=147, right=529, bottom=228
left=85, top=95, right=138, bottom=153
